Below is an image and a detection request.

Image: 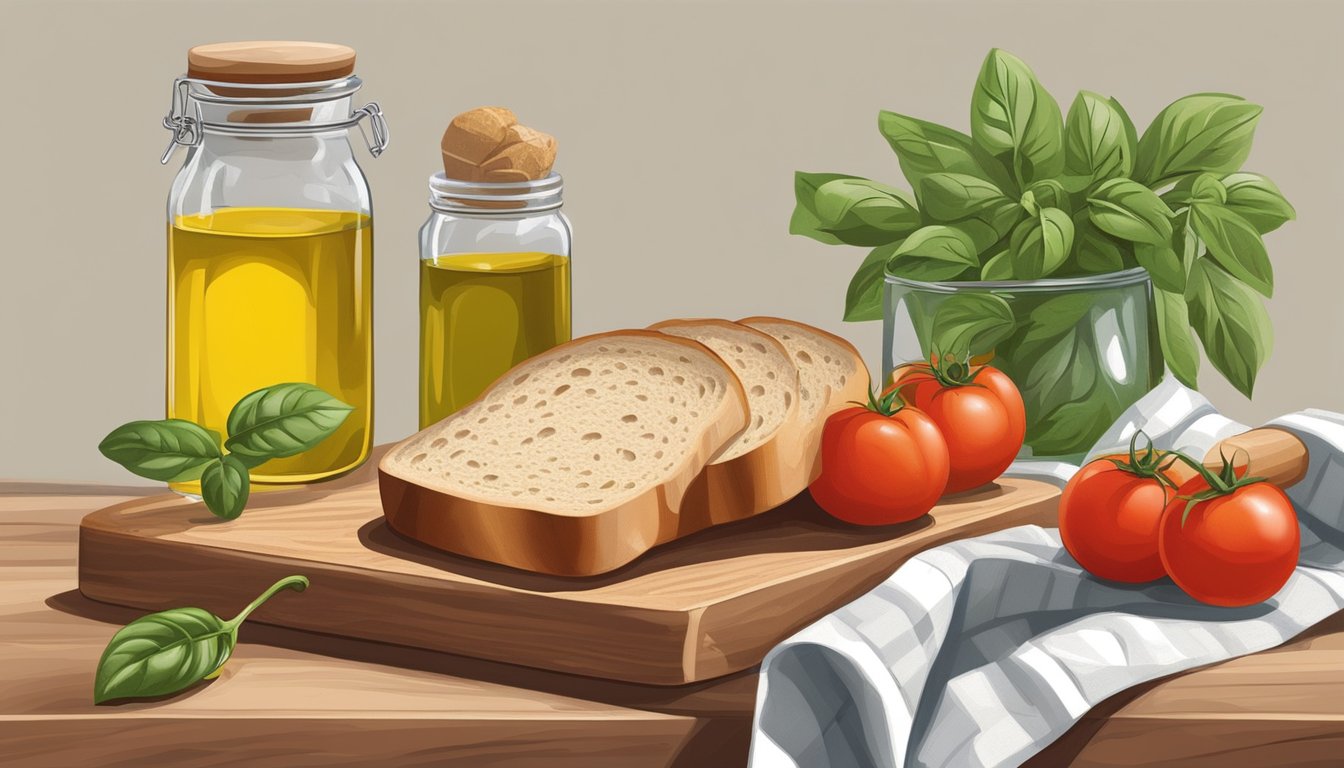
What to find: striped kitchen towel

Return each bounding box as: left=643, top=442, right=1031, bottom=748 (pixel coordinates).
left=749, top=377, right=1344, bottom=768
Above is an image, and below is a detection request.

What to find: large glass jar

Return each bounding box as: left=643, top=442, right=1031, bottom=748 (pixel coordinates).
left=884, top=268, right=1161, bottom=464
left=418, top=173, right=573, bottom=427
left=162, top=42, right=389, bottom=491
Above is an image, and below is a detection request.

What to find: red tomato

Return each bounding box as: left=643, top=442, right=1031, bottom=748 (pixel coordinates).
left=1059, top=456, right=1195, bottom=583
left=809, top=404, right=950, bottom=526
left=889, top=364, right=1026, bottom=493
left=1158, top=477, right=1299, bottom=607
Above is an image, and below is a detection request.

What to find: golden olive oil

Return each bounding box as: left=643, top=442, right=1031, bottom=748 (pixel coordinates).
left=168, top=207, right=373, bottom=492
left=420, top=252, right=571, bottom=426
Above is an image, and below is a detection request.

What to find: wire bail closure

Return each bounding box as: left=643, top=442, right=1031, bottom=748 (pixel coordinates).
left=159, top=77, right=390, bottom=164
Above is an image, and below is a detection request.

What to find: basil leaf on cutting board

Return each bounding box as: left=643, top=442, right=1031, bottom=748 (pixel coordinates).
left=201, top=454, right=251, bottom=521
left=224, top=382, right=355, bottom=462
left=97, top=420, right=222, bottom=483
left=93, top=575, right=308, bottom=704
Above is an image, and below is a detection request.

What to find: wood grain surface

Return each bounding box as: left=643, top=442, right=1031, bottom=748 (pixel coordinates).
left=9, top=485, right=1344, bottom=766
left=77, top=456, right=1061, bottom=685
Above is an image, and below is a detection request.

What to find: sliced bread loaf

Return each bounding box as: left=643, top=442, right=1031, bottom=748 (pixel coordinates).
left=379, top=330, right=750, bottom=576
left=648, top=319, right=805, bottom=523
left=738, top=317, right=870, bottom=483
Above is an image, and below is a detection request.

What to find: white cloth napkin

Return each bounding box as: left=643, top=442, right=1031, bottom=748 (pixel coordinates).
left=749, top=378, right=1344, bottom=768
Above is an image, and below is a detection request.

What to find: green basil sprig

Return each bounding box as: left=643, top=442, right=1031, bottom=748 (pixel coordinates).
left=793, top=46, right=1295, bottom=455
left=93, top=575, right=308, bottom=704
left=98, top=383, right=352, bottom=520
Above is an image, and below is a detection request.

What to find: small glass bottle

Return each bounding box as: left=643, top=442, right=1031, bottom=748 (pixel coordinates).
left=161, top=42, right=389, bottom=491
left=418, top=173, right=573, bottom=427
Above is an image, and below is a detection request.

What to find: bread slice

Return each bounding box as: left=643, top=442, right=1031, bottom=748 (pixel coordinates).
left=738, top=317, right=870, bottom=484
left=649, top=319, right=805, bottom=524
left=379, top=330, right=750, bottom=576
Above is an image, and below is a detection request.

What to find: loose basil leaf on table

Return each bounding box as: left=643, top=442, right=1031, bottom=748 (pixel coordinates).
left=224, top=382, right=354, bottom=463
left=1155, top=288, right=1201, bottom=389
left=878, top=110, right=1019, bottom=194
left=1063, top=90, right=1137, bottom=188
left=1220, top=172, right=1296, bottom=234
left=844, top=242, right=900, bottom=322
left=1087, top=179, right=1173, bottom=245
left=200, top=454, right=251, bottom=521
left=1189, top=201, right=1274, bottom=297
left=793, top=173, right=922, bottom=247
left=93, top=575, right=309, bottom=704
left=971, top=48, right=1065, bottom=188
left=885, top=225, right=980, bottom=282
left=1186, top=258, right=1273, bottom=398
left=97, top=420, right=222, bottom=482
left=1134, top=94, right=1262, bottom=187
left=1009, top=207, right=1073, bottom=279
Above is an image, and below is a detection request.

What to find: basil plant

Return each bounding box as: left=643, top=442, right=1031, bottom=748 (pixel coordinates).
left=792, top=48, right=1294, bottom=453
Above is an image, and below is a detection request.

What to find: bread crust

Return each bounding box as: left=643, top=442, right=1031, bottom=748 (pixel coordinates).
left=379, top=329, right=750, bottom=576
left=737, top=316, right=871, bottom=485
left=648, top=319, right=807, bottom=526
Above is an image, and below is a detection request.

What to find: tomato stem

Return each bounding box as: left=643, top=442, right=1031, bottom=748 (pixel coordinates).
left=1103, top=430, right=1182, bottom=503
left=856, top=381, right=908, bottom=417
left=1162, top=444, right=1267, bottom=526
left=898, top=349, right=986, bottom=389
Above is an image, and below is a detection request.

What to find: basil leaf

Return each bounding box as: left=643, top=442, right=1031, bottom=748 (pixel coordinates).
left=981, top=250, right=1013, bottom=280
left=1025, top=179, right=1069, bottom=213
left=1134, top=94, right=1262, bottom=187
left=886, top=225, right=979, bottom=281
left=1155, top=288, right=1200, bottom=389
left=971, top=48, right=1065, bottom=187
left=1009, top=207, right=1073, bottom=279
left=1186, top=258, right=1272, bottom=398
left=224, top=383, right=354, bottom=461
left=790, top=172, right=851, bottom=245
left=806, top=176, right=921, bottom=246
left=1018, top=293, right=1094, bottom=357
left=1134, top=242, right=1186, bottom=293
left=98, top=420, right=222, bottom=482
left=1221, top=172, right=1296, bottom=234
left=918, top=173, right=1013, bottom=221
left=201, top=455, right=250, bottom=521
left=1063, top=91, right=1136, bottom=186
left=1189, top=202, right=1273, bottom=297
left=93, top=607, right=234, bottom=704
left=928, top=293, right=1017, bottom=359
left=93, top=576, right=308, bottom=704
left=1087, top=179, right=1173, bottom=245
left=878, top=110, right=1018, bottom=194
left=1073, top=211, right=1128, bottom=273
left=843, top=244, right=897, bottom=322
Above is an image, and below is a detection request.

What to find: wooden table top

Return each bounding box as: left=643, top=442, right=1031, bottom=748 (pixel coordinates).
left=6, top=484, right=1344, bottom=767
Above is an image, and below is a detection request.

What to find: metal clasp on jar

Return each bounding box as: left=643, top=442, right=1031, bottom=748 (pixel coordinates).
left=158, top=77, right=390, bottom=164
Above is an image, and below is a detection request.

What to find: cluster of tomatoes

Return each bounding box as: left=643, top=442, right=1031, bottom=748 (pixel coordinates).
left=809, top=357, right=1026, bottom=526
left=1059, top=433, right=1299, bottom=607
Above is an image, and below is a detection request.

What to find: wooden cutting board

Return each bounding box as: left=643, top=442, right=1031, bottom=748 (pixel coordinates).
left=78, top=451, right=1060, bottom=686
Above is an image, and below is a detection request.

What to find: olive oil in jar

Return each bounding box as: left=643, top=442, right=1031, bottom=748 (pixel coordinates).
left=168, top=207, right=373, bottom=492
left=419, top=252, right=571, bottom=426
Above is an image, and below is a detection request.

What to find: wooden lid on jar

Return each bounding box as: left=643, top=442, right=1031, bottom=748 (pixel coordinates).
left=187, top=41, right=356, bottom=84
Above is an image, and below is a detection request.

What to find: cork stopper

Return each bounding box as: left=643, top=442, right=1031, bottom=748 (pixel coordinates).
left=187, top=41, right=356, bottom=84
left=440, top=107, right=557, bottom=182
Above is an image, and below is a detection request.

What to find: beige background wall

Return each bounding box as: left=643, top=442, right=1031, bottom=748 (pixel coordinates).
left=3, top=0, right=1339, bottom=482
